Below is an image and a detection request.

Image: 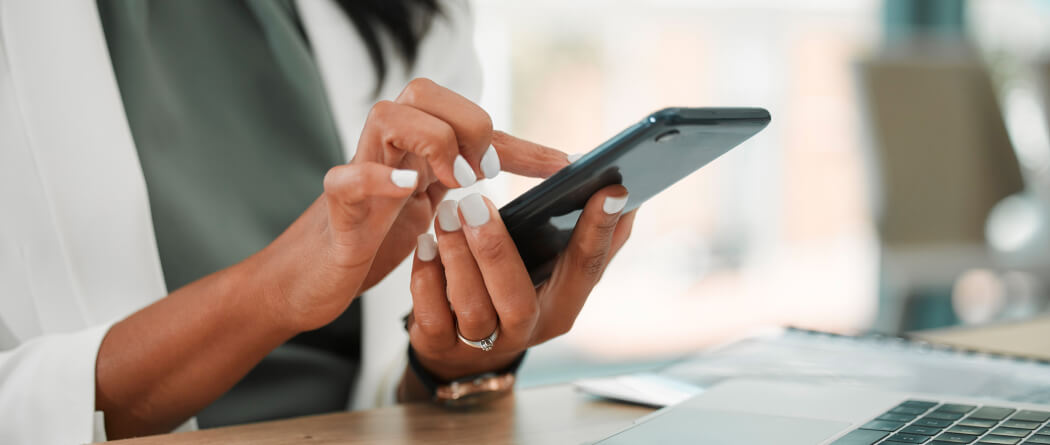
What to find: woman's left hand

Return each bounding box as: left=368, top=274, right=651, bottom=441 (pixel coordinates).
left=405, top=142, right=637, bottom=381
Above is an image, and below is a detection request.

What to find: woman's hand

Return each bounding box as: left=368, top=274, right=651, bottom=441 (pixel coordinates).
left=405, top=143, right=637, bottom=380
left=260, top=79, right=567, bottom=333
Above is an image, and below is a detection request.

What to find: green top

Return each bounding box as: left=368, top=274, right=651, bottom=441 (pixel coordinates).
left=98, top=0, right=361, bottom=426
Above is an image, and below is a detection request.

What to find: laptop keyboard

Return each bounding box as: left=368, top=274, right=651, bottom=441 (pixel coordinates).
left=831, top=400, right=1050, bottom=445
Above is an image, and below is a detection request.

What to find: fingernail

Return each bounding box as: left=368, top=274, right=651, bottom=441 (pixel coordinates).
left=436, top=200, right=461, bottom=231
left=568, top=153, right=584, bottom=163
left=390, top=169, right=418, bottom=189
left=453, top=155, right=477, bottom=188
left=481, top=145, right=501, bottom=179
left=603, top=194, right=629, bottom=214
left=417, top=233, right=437, bottom=261
left=459, top=193, right=490, bottom=227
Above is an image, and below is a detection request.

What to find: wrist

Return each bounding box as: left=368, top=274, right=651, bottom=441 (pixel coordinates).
left=412, top=348, right=524, bottom=383
left=406, top=346, right=525, bottom=406
left=234, top=248, right=306, bottom=338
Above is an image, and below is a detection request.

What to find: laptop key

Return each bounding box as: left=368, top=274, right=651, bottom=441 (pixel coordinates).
left=979, top=435, right=1022, bottom=444
left=934, top=432, right=979, bottom=443
left=881, top=413, right=920, bottom=422
left=904, top=425, right=946, bottom=436
left=830, top=428, right=888, bottom=445
left=1023, top=435, right=1050, bottom=445
left=889, top=432, right=933, bottom=443
left=1012, top=411, right=1050, bottom=423
left=958, top=418, right=1000, bottom=428
left=916, top=418, right=955, bottom=428
left=971, top=407, right=1018, bottom=421
left=938, top=405, right=978, bottom=414
left=902, top=401, right=940, bottom=410
left=993, top=427, right=1033, bottom=438
left=927, top=412, right=966, bottom=421
left=895, top=407, right=933, bottom=416
left=1002, top=420, right=1042, bottom=430
left=948, top=426, right=990, bottom=436
left=862, top=420, right=907, bottom=432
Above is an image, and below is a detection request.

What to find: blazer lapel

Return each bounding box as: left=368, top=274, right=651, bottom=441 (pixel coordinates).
left=2, top=1, right=167, bottom=325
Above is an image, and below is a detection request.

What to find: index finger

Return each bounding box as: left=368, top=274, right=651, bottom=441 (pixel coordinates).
left=396, top=78, right=495, bottom=178
left=491, top=131, right=570, bottom=178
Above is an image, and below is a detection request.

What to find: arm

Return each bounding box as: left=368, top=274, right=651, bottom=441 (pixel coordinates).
left=95, top=79, right=504, bottom=439
left=95, top=79, right=568, bottom=438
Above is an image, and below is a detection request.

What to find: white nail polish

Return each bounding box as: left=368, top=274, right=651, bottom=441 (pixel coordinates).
left=603, top=194, right=629, bottom=214
left=390, top=169, right=418, bottom=189
left=459, top=193, right=490, bottom=227
left=453, top=155, right=477, bottom=188
left=416, top=233, right=437, bottom=261
left=481, top=145, right=501, bottom=179
left=568, top=153, right=584, bottom=163
left=436, top=200, right=461, bottom=231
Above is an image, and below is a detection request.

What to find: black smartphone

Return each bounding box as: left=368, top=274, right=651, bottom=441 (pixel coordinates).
left=498, top=107, right=771, bottom=285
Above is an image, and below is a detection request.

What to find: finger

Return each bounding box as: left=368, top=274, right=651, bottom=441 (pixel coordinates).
left=434, top=200, right=500, bottom=342
left=396, top=78, right=497, bottom=179
left=609, top=210, right=638, bottom=258
left=409, top=233, right=457, bottom=352
left=357, top=100, right=476, bottom=188
left=538, top=185, right=629, bottom=337
left=456, top=193, right=539, bottom=342
left=322, top=162, right=419, bottom=233
left=490, top=130, right=571, bottom=178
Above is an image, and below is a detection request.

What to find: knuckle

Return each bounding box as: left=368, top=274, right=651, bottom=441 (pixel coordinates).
left=554, top=317, right=576, bottom=337
left=468, top=111, right=494, bottom=144
left=502, top=302, right=538, bottom=331
left=413, top=317, right=448, bottom=339
left=367, top=100, right=397, bottom=122
left=574, top=249, right=608, bottom=278
left=472, top=234, right=509, bottom=264
left=323, top=165, right=365, bottom=198
left=455, top=305, right=497, bottom=332
left=401, top=78, right=435, bottom=103
left=422, top=121, right=458, bottom=160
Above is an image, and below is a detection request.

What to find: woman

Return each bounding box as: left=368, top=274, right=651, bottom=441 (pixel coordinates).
left=0, top=0, right=635, bottom=443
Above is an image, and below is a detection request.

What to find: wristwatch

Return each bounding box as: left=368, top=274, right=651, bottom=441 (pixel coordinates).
left=407, top=345, right=526, bottom=407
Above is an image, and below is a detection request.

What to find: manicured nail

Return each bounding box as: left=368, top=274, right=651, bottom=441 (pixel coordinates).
left=459, top=193, right=490, bottom=227
left=453, top=155, right=477, bottom=188
left=481, top=145, right=501, bottom=179
left=416, top=233, right=437, bottom=261
left=603, top=194, right=629, bottom=214
left=390, top=169, right=418, bottom=189
left=568, top=153, right=584, bottom=163
left=436, top=200, right=461, bottom=231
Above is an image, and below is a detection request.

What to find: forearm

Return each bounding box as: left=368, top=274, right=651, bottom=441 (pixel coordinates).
left=94, top=253, right=297, bottom=439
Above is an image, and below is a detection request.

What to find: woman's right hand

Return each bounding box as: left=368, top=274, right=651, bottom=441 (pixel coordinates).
left=254, top=79, right=568, bottom=333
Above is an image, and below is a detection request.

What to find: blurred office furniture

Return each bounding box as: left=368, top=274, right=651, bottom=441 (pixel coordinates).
left=103, top=318, right=1050, bottom=445
left=858, top=0, right=1028, bottom=334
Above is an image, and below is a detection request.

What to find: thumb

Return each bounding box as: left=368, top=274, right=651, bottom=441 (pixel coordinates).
left=491, top=130, right=570, bottom=178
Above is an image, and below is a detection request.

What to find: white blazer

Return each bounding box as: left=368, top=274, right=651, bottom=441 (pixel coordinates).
left=0, top=1, right=482, bottom=443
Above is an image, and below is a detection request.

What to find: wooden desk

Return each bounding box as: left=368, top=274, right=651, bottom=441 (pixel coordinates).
left=106, top=316, right=1050, bottom=444
left=107, top=384, right=652, bottom=445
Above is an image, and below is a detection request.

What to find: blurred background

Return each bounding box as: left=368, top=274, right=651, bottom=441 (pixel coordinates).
left=465, top=0, right=1050, bottom=385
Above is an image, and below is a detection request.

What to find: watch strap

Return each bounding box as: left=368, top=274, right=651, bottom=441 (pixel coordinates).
left=406, top=344, right=526, bottom=398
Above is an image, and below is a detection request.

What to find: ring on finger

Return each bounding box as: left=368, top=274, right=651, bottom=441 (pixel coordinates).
left=456, top=323, right=499, bottom=351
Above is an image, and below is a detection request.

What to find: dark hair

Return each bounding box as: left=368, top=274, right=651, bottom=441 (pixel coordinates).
left=333, top=0, right=441, bottom=92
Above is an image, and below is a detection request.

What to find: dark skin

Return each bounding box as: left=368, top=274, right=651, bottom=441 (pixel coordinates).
left=94, top=79, right=637, bottom=438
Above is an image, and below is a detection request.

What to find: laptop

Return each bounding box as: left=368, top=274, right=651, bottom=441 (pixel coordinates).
left=595, top=379, right=1050, bottom=444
